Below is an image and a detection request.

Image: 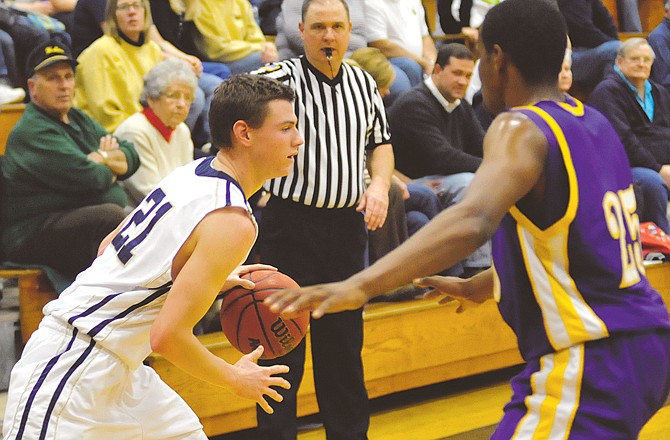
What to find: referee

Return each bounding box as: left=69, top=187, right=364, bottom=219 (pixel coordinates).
left=253, top=0, right=394, bottom=438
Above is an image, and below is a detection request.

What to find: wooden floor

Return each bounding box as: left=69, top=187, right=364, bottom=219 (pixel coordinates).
left=213, top=365, right=670, bottom=440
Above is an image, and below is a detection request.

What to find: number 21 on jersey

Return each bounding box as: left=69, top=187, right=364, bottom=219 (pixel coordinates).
left=112, top=188, right=173, bottom=264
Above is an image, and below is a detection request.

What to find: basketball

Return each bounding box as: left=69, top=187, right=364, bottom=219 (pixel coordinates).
left=219, top=270, right=309, bottom=359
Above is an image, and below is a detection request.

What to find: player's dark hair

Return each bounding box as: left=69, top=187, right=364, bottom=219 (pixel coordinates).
left=301, top=0, right=350, bottom=21
left=209, top=74, right=295, bottom=150
left=436, top=43, right=474, bottom=68
left=480, top=0, right=567, bottom=86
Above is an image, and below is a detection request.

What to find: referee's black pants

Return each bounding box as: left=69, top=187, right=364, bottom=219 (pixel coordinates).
left=256, top=197, right=369, bottom=440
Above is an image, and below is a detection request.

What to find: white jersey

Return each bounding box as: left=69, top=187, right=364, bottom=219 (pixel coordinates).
left=43, top=156, right=255, bottom=368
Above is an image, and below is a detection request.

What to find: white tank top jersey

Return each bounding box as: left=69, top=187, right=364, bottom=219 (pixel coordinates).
left=43, top=156, right=256, bottom=369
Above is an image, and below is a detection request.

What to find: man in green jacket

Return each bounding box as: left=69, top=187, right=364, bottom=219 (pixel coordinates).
left=1, top=38, right=139, bottom=282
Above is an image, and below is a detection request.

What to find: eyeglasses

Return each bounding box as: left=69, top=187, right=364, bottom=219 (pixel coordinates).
left=117, top=2, right=145, bottom=11
left=624, top=56, right=654, bottom=66
left=163, top=91, right=194, bottom=103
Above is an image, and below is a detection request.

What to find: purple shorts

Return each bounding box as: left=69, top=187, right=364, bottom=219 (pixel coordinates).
left=492, top=330, right=670, bottom=439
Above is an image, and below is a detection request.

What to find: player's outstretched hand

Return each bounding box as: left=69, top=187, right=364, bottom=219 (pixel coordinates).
left=415, top=275, right=491, bottom=313
left=265, top=281, right=369, bottom=319
left=231, top=346, right=290, bottom=414
left=221, top=264, right=278, bottom=292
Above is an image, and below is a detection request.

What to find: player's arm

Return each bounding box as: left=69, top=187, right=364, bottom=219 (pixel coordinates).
left=358, top=143, right=394, bottom=230
left=151, top=208, right=290, bottom=413
left=267, top=112, right=548, bottom=317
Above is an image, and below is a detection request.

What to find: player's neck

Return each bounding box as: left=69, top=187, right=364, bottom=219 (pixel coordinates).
left=507, top=83, right=565, bottom=108
left=212, top=153, right=262, bottom=198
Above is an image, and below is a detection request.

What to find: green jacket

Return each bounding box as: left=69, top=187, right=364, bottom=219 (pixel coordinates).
left=1, top=102, right=140, bottom=255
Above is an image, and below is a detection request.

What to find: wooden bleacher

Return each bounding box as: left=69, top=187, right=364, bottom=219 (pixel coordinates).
left=601, top=0, right=665, bottom=33
left=0, top=104, right=25, bottom=156
left=0, top=103, right=60, bottom=344
left=146, top=261, right=670, bottom=437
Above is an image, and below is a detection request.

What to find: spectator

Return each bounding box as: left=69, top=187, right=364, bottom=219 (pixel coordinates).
left=75, top=0, right=163, bottom=132
left=0, top=29, right=24, bottom=102
left=149, top=0, right=232, bottom=82
left=0, top=38, right=139, bottom=282
left=389, top=42, right=490, bottom=274
left=366, top=0, right=438, bottom=92
left=648, top=0, right=670, bottom=93
left=70, top=0, right=105, bottom=57
left=588, top=38, right=670, bottom=233
left=0, top=3, right=71, bottom=88
left=114, top=59, right=197, bottom=207
left=438, top=0, right=502, bottom=43
left=0, top=28, right=18, bottom=89
left=618, top=0, right=642, bottom=33
left=348, top=47, right=395, bottom=98
left=190, top=0, right=278, bottom=74
left=556, top=0, right=621, bottom=91
left=348, top=47, right=445, bottom=240
left=73, top=0, right=222, bottom=148
left=13, top=0, right=77, bottom=32
left=253, top=0, right=394, bottom=437
left=258, top=0, right=283, bottom=36
left=559, top=47, right=574, bottom=93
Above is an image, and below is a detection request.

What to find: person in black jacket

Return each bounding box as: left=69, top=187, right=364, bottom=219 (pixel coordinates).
left=589, top=38, right=670, bottom=233
left=557, top=0, right=621, bottom=90
left=388, top=42, right=490, bottom=272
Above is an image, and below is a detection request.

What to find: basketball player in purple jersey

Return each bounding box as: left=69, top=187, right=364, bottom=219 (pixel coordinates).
left=265, top=0, right=670, bottom=437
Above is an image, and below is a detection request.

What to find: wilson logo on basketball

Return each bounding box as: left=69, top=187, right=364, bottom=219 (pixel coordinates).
left=270, top=317, right=296, bottom=350
left=220, top=269, right=309, bottom=359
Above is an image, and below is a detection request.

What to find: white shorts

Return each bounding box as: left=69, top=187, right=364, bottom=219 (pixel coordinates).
left=2, top=317, right=207, bottom=440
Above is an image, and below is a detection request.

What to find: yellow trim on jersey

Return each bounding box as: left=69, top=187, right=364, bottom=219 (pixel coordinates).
left=516, top=225, right=609, bottom=349
left=510, top=105, right=609, bottom=350
left=509, top=104, right=578, bottom=236
left=556, top=98, right=585, bottom=117
left=512, top=345, right=584, bottom=439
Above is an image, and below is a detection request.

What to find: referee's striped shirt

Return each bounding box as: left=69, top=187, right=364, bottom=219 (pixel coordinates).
left=254, top=57, right=392, bottom=209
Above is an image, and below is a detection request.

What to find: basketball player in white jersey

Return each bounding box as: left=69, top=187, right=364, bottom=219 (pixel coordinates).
left=2, top=74, right=303, bottom=440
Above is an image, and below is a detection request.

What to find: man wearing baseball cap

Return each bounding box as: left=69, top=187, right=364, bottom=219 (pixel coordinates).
left=0, top=38, right=139, bottom=286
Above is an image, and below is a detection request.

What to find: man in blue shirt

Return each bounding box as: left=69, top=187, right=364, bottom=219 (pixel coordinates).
left=589, top=37, right=670, bottom=233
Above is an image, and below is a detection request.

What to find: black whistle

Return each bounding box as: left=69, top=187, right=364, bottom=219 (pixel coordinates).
left=325, top=48, right=333, bottom=59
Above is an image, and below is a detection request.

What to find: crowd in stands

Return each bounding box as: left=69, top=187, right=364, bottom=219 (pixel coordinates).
left=0, top=0, right=667, bottom=286
left=1, top=0, right=670, bottom=437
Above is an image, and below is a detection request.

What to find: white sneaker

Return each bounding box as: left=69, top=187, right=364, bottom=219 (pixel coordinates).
left=0, top=84, right=25, bottom=105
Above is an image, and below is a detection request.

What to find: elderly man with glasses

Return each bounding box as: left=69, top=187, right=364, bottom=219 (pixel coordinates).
left=589, top=37, right=670, bottom=234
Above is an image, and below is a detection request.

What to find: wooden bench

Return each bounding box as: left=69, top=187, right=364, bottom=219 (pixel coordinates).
left=0, top=104, right=25, bottom=156
left=147, top=292, right=523, bottom=436
left=0, top=103, right=60, bottom=344
left=1, top=269, right=58, bottom=343
left=146, top=261, right=670, bottom=437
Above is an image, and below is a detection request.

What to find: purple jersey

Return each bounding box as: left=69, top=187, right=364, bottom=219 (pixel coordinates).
left=492, top=97, right=670, bottom=361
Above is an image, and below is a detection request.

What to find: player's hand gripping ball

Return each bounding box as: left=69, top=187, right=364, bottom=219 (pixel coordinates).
left=220, top=270, right=309, bottom=359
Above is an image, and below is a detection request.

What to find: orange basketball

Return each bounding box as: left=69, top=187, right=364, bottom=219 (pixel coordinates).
left=219, top=270, right=309, bottom=359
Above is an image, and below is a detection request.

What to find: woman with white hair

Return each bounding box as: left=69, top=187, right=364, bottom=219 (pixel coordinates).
left=114, top=58, right=197, bottom=207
